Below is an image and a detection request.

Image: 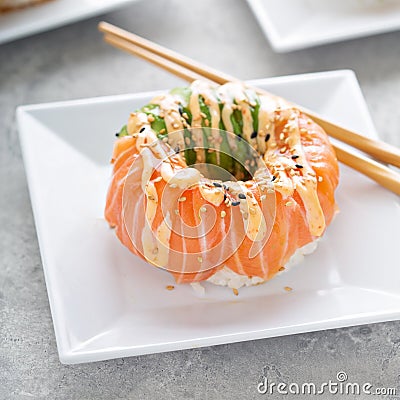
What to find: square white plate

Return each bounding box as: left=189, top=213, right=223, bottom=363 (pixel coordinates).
left=17, top=70, right=400, bottom=364
left=0, top=0, right=139, bottom=45
left=246, top=0, right=400, bottom=52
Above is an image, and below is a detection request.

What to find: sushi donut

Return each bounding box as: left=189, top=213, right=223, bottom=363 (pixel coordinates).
left=105, top=81, right=339, bottom=290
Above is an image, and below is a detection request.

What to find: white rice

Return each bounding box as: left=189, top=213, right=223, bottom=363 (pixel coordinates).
left=191, top=239, right=319, bottom=293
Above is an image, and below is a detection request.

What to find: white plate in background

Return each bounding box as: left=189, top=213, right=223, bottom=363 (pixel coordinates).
left=0, top=0, right=139, bottom=45
left=17, top=70, right=400, bottom=364
left=246, top=0, right=400, bottom=52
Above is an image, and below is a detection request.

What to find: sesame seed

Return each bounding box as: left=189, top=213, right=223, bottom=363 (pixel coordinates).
left=271, top=175, right=277, bottom=182
left=139, top=127, right=145, bottom=133
left=285, top=201, right=293, bottom=207
left=153, top=176, right=162, bottom=183
left=162, top=137, right=169, bottom=143
left=233, top=288, right=239, bottom=296
left=221, top=211, right=226, bottom=218
left=200, top=112, right=207, bottom=119
left=166, top=285, right=175, bottom=291
left=279, top=267, right=285, bottom=272
left=284, top=286, right=293, bottom=292
left=260, top=195, right=266, bottom=201
left=160, top=128, right=166, bottom=134
left=238, top=193, right=246, bottom=199
left=295, top=164, right=303, bottom=169
left=231, top=201, right=240, bottom=206
left=182, top=112, right=189, bottom=120
left=291, top=155, right=299, bottom=160
left=174, top=209, right=179, bottom=215
left=265, top=133, right=271, bottom=142
left=267, top=189, right=275, bottom=194
left=318, top=176, right=323, bottom=182
left=178, top=106, right=183, bottom=115
left=148, top=115, right=155, bottom=123
left=169, top=183, right=177, bottom=188
left=172, top=123, right=180, bottom=129
left=213, top=182, right=222, bottom=188
left=300, top=128, right=308, bottom=133
left=198, top=256, right=203, bottom=263
left=251, top=131, right=258, bottom=139
left=178, top=197, right=186, bottom=202
left=279, top=133, right=284, bottom=140
left=249, top=207, right=256, bottom=215
left=200, top=206, right=207, bottom=213
left=115, top=132, right=120, bottom=137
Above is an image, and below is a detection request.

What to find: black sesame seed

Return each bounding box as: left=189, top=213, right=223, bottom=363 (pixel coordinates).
left=291, top=155, right=299, bottom=160
left=213, top=182, right=222, bottom=187
left=271, top=175, right=277, bottom=182
left=223, top=184, right=228, bottom=190
left=265, top=133, right=271, bottom=142
left=178, top=106, right=183, bottom=115
left=251, top=131, right=258, bottom=139
left=238, top=193, right=246, bottom=199
left=295, top=164, right=304, bottom=169
left=139, top=127, right=145, bottom=133
left=175, top=146, right=180, bottom=154
left=231, top=201, right=240, bottom=206
left=223, top=193, right=227, bottom=201
left=115, top=132, right=120, bottom=137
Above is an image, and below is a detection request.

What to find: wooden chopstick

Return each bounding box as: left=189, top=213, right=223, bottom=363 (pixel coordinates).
left=103, top=34, right=210, bottom=83
left=99, top=22, right=400, bottom=170
left=99, top=22, right=400, bottom=195
left=332, top=142, right=400, bottom=195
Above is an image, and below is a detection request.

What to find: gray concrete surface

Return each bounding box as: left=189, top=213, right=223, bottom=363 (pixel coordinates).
left=1, top=0, right=400, bottom=398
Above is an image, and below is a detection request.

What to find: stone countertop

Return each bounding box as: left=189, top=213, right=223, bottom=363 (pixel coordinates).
left=1, top=0, right=399, bottom=398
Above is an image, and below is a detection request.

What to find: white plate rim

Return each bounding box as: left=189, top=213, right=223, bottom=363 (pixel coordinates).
left=245, top=0, right=400, bottom=52
left=0, top=0, right=139, bottom=45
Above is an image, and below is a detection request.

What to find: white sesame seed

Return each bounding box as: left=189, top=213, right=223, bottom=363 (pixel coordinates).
left=174, top=209, right=179, bottom=215
left=318, top=176, right=323, bottom=182
left=198, top=256, right=203, bottom=263
left=169, top=183, right=177, bottom=188
left=221, top=211, right=226, bottom=218
left=200, top=206, right=207, bottom=213
left=178, top=197, right=186, bottom=202
left=285, top=201, right=293, bottom=207
left=260, top=195, right=266, bottom=201
left=153, top=176, right=162, bottom=183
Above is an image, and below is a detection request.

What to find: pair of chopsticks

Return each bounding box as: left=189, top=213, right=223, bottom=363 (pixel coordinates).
left=98, top=22, right=400, bottom=196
